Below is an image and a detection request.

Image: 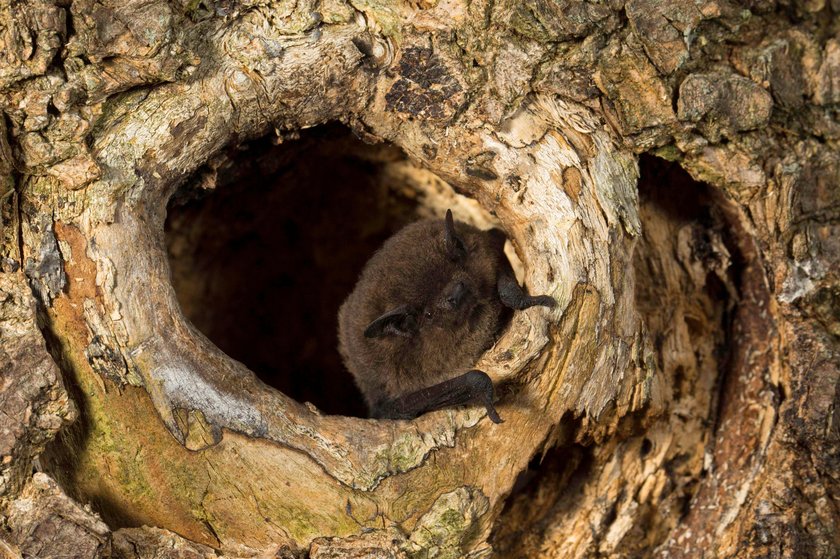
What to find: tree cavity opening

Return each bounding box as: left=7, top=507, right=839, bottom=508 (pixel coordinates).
left=164, top=124, right=496, bottom=417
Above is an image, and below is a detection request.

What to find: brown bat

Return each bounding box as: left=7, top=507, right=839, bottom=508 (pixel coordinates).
left=338, top=210, right=554, bottom=423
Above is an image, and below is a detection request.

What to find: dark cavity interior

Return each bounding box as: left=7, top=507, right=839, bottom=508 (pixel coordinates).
left=165, top=125, right=441, bottom=417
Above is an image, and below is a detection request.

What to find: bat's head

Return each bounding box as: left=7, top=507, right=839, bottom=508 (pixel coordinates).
left=337, top=209, right=516, bottom=404
left=359, top=210, right=509, bottom=361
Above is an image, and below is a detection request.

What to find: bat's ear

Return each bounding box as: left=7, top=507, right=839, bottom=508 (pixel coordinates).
left=364, top=305, right=418, bottom=338
left=444, top=209, right=467, bottom=262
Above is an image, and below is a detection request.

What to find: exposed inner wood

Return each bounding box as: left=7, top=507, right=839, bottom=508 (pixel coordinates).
left=491, top=155, right=735, bottom=556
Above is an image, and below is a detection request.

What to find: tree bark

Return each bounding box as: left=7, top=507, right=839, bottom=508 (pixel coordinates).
left=0, top=0, right=837, bottom=557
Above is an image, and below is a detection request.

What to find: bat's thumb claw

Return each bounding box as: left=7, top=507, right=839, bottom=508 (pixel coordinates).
left=463, top=369, right=503, bottom=424
left=486, top=406, right=504, bottom=424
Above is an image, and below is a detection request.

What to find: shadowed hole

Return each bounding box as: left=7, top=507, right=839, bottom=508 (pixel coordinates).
left=164, top=124, right=500, bottom=417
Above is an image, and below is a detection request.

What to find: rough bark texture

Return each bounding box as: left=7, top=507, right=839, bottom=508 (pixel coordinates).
left=0, top=0, right=837, bottom=557
left=0, top=273, right=76, bottom=511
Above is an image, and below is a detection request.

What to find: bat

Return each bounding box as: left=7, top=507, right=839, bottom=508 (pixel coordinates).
left=338, top=210, right=555, bottom=423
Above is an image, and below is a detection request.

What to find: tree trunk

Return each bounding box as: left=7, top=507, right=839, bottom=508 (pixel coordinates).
left=0, top=0, right=837, bottom=557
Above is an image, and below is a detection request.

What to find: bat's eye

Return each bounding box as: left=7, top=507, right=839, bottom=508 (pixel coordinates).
left=424, top=310, right=433, bottom=319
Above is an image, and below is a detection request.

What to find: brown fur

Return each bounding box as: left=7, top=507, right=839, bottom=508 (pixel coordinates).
left=338, top=215, right=515, bottom=416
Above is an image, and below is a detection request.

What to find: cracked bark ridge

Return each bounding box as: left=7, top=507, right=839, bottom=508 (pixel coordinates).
left=0, top=273, right=75, bottom=509
left=1, top=472, right=228, bottom=559
left=677, top=71, right=774, bottom=138
left=3, top=473, right=110, bottom=559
